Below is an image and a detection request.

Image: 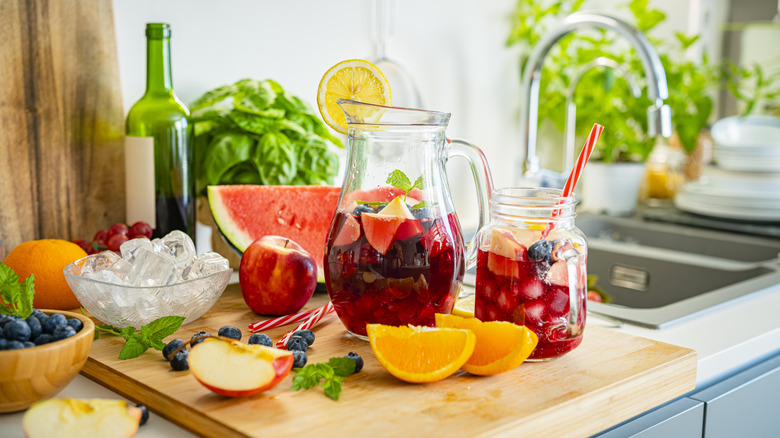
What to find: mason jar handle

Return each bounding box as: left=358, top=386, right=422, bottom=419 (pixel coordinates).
left=445, top=138, right=494, bottom=270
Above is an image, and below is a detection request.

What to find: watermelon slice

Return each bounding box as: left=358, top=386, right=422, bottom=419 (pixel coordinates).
left=207, top=185, right=341, bottom=281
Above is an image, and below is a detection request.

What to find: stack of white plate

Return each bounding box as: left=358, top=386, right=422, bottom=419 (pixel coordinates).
left=710, top=115, right=780, bottom=172
left=674, top=116, right=780, bottom=222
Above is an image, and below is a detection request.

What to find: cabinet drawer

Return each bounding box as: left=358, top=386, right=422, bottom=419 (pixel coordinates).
left=592, top=397, right=704, bottom=438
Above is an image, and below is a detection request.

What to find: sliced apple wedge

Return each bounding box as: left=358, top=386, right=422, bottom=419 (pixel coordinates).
left=189, top=338, right=294, bottom=398
left=380, top=196, right=415, bottom=219
left=22, top=398, right=142, bottom=438
left=487, top=228, right=526, bottom=278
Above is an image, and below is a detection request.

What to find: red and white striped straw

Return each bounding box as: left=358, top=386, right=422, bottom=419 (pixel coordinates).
left=275, top=301, right=335, bottom=348
left=248, top=306, right=323, bottom=333
left=545, top=123, right=604, bottom=234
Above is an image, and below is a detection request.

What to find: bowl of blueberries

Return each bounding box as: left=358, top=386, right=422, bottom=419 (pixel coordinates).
left=0, top=308, right=94, bottom=413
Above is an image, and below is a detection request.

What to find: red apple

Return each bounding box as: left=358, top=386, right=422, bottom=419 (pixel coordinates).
left=240, top=235, right=317, bottom=315
left=189, top=338, right=294, bottom=397
left=23, top=398, right=143, bottom=438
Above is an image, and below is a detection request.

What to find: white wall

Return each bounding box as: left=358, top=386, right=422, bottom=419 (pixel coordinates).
left=112, top=0, right=710, bottom=230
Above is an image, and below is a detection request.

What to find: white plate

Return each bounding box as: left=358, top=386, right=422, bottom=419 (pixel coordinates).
left=681, top=182, right=780, bottom=203
left=675, top=192, right=780, bottom=221
left=711, top=115, right=780, bottom=149
left=702, top=166, right=780, bottom=191
left=714, top=156, right=780, bottom=173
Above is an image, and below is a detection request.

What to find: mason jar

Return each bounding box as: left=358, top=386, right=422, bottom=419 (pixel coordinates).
left=474, top=187, right=587, bottom=360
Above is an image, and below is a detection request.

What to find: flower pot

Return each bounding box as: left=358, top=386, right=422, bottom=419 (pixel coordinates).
left=582, top=161, right=645, bottom=216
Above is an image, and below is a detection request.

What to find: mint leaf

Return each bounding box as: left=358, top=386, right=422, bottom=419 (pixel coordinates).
left=18, top=275, right=34, bottom=318
left=292, top=358, right=355, bottom=400
left=410, top=175, right=423, bottom=192
left=118, top=335, right=150, bottom=360
left=386, top=169, right=412, bottom=192
left=322, top=375, right=344, bottom=401
left=327, top=357, right=356, bottom=377
left=119, top=326, right=136, bottom=341
left=140, top=315, right=185, bottom=350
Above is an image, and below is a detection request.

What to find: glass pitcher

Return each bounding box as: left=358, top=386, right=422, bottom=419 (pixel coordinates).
left=324, top=99, right=493, bottom=338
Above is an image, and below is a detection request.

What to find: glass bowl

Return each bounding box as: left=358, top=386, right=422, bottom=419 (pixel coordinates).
left=63, top=258, right=232, bottom=328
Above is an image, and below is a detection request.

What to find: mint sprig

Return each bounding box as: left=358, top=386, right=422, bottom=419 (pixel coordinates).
left=0, top=263, right=35, bottom=319
left=291, top=357, right=356, bottom=401
left=94, top=315, right=185, bottom=360
left=386, top=169, right=423, bottom=202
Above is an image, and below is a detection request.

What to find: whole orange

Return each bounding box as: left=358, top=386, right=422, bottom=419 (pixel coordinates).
left=3, top=239, right=87, bottom=310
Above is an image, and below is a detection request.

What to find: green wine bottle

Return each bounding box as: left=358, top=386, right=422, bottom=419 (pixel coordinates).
left=125, top=23, right=194, bottom=241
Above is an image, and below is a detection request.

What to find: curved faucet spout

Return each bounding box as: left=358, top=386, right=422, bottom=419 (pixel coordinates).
left=520, top=12, right=673, bottom=179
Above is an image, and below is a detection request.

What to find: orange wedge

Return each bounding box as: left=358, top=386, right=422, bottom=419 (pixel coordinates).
left=367, top=324, right=476, bottom=383
left=435, top=313, right=538, bottom=376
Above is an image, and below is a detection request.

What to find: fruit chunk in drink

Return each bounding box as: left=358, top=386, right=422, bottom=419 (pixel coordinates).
left=324, top=195, right=465, bottom=337
left=475, top=227, right=586, bottom=360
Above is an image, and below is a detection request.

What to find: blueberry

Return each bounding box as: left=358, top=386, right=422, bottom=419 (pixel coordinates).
left=528, top=240, right=553, bottom=262
left=190, top=331, right=211, bottom=347
left=33, top=334, right=54, bottom=345
left=292, top=350, right=307, bottom=368
left=31, top=309, right=44, bottom=318
left=6, top=340, right=24, bottom=350
left=286, top=335, right=308, bottom=352
left=4, top=319, right=31, bottom=342
left=53, top=325, right=76, bottom=341
left=34, top=312, right=48, bottom=326
left=26, top=315, right=42, bottom=339
left=352, top=204, right=375, bottom=217
left=0, top=314, right=12, bottom=326
left=248, top=333, right=273, bottom=347
left=170, top=350, right=189, bottom=371
left=0, top=338, right=7, bottom=350
left=292, top=330, right=315, bottom=346
left=162, top=339, right=185, bottom=360
left=135, top=404, right=149, bottom=426
left=412, top=207, right=433, bottom=219
left=345, top=352, right=363, bottom=373
left=23, top=341, right=35, bottom=349
left=66, top=318, right=83, bottom=333
left=43, top=313, right=67, bottom=334
left=218, top=325, right=241, bottom=341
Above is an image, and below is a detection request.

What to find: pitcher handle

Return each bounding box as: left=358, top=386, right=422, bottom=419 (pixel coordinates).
left=446, top=138, right=494, bottom=270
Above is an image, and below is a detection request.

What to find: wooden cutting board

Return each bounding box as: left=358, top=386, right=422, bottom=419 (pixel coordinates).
left=0, top=0, right=125, bottom=252
left=81, top=285, right=697, bottom=438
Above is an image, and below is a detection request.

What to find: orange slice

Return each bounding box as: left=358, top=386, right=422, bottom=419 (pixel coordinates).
left=367, top=324, right=476, bottom=383
left=435, top=313, right=538, bottom=376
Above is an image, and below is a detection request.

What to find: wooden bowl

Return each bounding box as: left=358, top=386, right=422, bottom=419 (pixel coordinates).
left=0, top=310, right=94, bottom=413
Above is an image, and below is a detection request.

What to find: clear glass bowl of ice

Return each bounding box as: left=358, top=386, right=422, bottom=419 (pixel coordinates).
left=63, top=231, right=232, bottom=328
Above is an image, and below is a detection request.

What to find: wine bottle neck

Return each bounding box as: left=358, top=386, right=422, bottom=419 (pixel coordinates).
left=145, top=26, right=173, bottom=95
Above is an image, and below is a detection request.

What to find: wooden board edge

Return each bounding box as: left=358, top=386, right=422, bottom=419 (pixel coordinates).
left=80, top=357, right=246, bottom=438
left=478, top=345, right=698, bottom=437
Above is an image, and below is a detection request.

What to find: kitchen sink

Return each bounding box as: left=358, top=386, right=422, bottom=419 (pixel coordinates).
left=579, top=214, right=780, bottom=328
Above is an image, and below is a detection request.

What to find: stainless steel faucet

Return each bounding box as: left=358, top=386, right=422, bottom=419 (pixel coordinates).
left=519, top=12, right=673, bottom=180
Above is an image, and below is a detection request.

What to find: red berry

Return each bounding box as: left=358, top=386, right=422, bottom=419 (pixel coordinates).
left=107, top=233, right=129, bottom=252
left=72, top=239, right=91, bottom=254
left=130, top=221, right=153, bottom=239
left=587, top=290, right=603, bottom=303
left=93, top=229, right=108, bottom=246
left=107, top=223, right=130, bottom=239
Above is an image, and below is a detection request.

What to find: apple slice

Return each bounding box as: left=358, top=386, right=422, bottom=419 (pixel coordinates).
left=333, top=213, right=361, bottom=246
left=22, top=398, right=142, bottom=438
left=189, top=337, right=294, bottom=397
left=380, top=196, right=415, bottom=219
left=487, top=228, right=525, bottom=278
left=545, top=260, right=569, bottom=286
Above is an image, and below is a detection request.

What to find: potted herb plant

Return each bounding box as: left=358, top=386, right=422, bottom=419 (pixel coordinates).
left=507, top=0, right=714, bottom=215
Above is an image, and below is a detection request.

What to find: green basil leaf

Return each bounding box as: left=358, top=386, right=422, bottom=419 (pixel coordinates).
left=190, top=84, right=237, bottom=111
left=228, top=112, right=276, bottom=136
left=220, top=162, right=262, bottom=185
left=206, top=132, right=254, bottom=185
left=255, top=132, right=297, bottom=185
left=232, top=79, right=276, bottom=112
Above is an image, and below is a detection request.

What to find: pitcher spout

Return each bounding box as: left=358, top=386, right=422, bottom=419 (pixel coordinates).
left=337, top=99, right=450, bottom=128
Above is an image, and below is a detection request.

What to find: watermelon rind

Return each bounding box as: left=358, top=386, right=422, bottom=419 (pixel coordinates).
left=207, top=186, right=257, bottom=253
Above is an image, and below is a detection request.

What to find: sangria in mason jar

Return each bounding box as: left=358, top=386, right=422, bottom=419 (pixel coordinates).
left=324, top=99, right=493, bottom=338
left=474, top=188, right=587, bottom=360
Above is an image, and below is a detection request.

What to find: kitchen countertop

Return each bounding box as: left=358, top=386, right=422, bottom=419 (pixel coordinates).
left=2, top=279, right=779, bottom=437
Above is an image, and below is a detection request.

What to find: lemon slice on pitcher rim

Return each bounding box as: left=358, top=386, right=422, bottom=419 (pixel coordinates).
left=317, top=59, right=392, bottom=135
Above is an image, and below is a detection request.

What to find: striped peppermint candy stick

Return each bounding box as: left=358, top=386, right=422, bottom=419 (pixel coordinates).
left=275, top=301, right=335, bottom=349
left=248, top=307, right=322, bottom=333
left=544, top=123, right=603, bottom=236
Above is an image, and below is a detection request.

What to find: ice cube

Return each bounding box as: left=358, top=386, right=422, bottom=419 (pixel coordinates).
left=80, top=251, right=121, bottom=277
left=160, top=230, right=196, bottom=268
left=120, top=238, right=153, bottom=263
left=125, top=248, right=176, bottom=286
left=187, top=252, right=229, bottom=279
